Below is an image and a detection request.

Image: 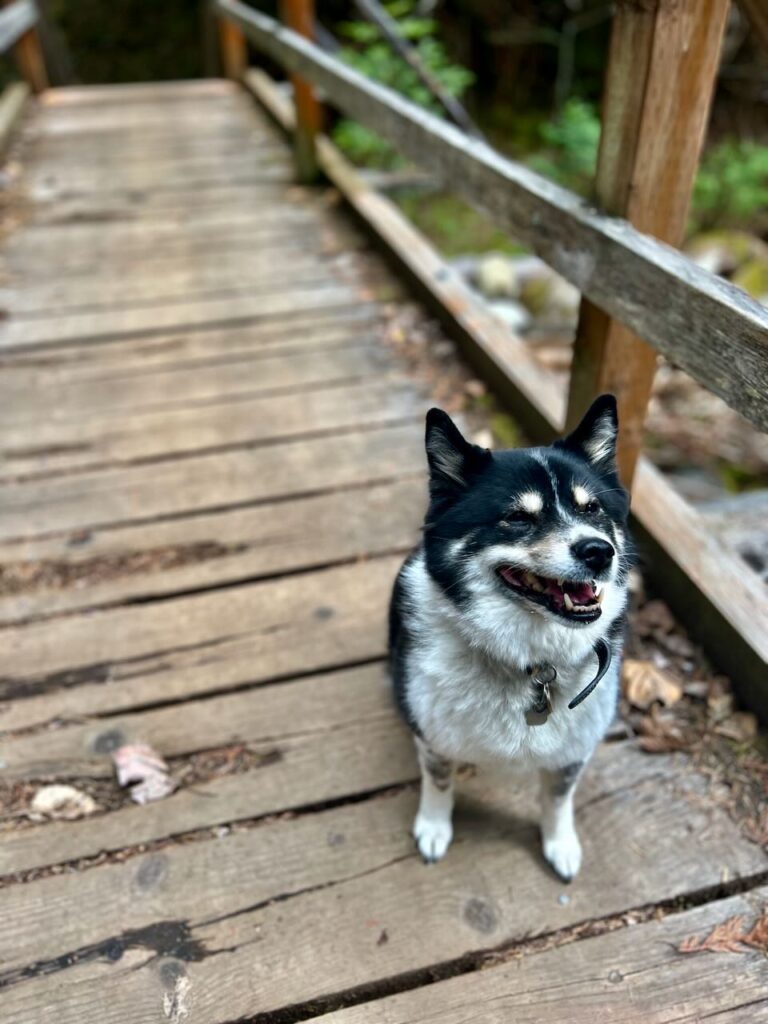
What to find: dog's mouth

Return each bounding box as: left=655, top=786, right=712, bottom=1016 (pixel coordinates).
left=496, top=566, right=603, bottom=623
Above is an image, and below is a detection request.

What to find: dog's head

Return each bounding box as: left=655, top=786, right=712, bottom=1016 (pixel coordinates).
left=422, top=395, right=631, bottom=641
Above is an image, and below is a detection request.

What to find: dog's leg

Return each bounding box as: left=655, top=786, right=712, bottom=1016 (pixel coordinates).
left=539, top=761, right=584, bottom=882
left=413, top=737, right=455, bottom=863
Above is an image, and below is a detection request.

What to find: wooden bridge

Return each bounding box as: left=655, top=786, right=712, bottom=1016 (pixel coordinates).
left=0, top=3, right=766, bottom=1023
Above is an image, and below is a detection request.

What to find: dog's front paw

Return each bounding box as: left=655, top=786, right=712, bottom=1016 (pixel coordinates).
left=413, top=813, right=453, bottom=863
left=543, top=829, right=582, bottom=882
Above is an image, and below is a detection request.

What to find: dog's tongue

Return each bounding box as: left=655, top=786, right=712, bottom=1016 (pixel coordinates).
left=564, top=580, right=597, bottom=605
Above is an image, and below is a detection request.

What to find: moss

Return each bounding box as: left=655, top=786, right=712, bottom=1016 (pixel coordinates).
left=732, top=258, right=768, bottom=299
left=490, top=412, right=522, bottom=448
left=393, top=191, right=525, bottom=258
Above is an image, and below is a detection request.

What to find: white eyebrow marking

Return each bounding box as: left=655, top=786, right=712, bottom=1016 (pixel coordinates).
left=518, top=491, right=543, bottom=514
left=573, top=484, right=590, bottom=506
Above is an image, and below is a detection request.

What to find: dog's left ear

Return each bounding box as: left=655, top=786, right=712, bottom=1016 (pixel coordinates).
left=425, top=408, right=491, bottom=505
left=556, top=394, right=618, bottom=472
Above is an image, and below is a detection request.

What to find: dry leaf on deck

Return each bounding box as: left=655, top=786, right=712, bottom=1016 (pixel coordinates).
left=111, top=743, right=177, bottom=805
left=679, top=909, right=768, bottom=954
left=623, top=659, right=682, bottom=710
left=29, top=784, right=98, bottom=821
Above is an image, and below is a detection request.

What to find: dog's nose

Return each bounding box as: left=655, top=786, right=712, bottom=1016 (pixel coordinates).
left=571, top=537, right=615, bottom=573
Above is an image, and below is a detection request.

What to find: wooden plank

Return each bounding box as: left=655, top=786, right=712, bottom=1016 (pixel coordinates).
left=0, top=553, right=400, bottom=706
left=0, top=422, right=423, bottom=540
left=245, top=72, right=768, bottom=716
left=217, top=0, right=768, bottom=432
left=0, top=377, right=423, bottom=477
left=37, top=79, right=239, bottom=105
left=0, top=741, right=753, bottom=956
left=0, top=252, right=343, bottom=314
left=0, top=81, right=28, bottom=158
left=310, top=889, right=768, bottom=1024
left=567, top=0, right=729, bottom=483
left=737, top=0, right=768, bottom=55
left=0, top=306, right=380, bottom=373
left=1, top=743, right=763, bottom=1021
left=5, top=226, right=354, bottom=281
left=0, top=346, right=397, bottom=428
left=0, top=553, right=409, bottom=734
left=1, top=660, right=400, bottom=779
left=0, top=477, right=424, bottom=630
left=0, top=281, right=360, bottom=351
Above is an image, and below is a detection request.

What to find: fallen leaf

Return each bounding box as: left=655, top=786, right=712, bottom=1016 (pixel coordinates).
left=29, top=784, right=98, bottom=820
left=111, top=743, right=177, bottom=805
left=680, top=909, right=768, bottom=955
left=623, top=659, right=683, bottom=710
left=714, top=711, right=758, bottom=743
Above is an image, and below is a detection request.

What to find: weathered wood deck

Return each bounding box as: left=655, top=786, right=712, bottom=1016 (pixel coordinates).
left=0, top=80, right=766, bottom=1024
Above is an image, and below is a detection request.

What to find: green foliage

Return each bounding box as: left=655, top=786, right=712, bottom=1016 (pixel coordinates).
left=332, top=2, right=474, bottom=168
left=394, top=190, right=527, bottom=258
left=691, top=140, right=768, bottom=233
left=527, top=98, right=600, bottom=195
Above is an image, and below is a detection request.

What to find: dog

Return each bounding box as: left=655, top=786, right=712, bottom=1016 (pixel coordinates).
left=389, top=394, right=631, bottom=880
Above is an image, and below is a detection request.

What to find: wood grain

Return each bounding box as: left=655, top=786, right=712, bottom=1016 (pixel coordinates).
left=310, top=888, right=768, bottom=1024
left=567, top=0, right=730, bottom=483
left=1, top=743, right=764, bottom=1021
left=218, top=0, right=768, bottom=431
left=0, top=476, right=423, bottom=631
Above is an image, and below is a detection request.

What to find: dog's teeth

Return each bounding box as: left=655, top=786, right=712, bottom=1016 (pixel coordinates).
left=563, top=593, right=574, bottom=612
left=556, top=577, right=564, bottom=587
left=596, top=590, right=605, bottom=605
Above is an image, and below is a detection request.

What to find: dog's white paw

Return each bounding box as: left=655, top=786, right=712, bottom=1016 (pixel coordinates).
left=413, top=814, right=453, bottom=863
left=543, top=829, right=582, bottom=882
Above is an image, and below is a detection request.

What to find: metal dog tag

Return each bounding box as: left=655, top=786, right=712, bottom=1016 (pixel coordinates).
left=525, top=664, right=557, bottom=726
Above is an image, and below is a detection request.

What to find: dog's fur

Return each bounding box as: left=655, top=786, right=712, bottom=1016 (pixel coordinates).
left=389, top=395, right=631, bottom=880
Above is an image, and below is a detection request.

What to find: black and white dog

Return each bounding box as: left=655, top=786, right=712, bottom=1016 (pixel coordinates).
left=389, top=395, right=631, bottom=880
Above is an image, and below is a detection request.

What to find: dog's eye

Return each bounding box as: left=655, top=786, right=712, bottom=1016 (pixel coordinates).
left=583, top=499, right=601, bottom=516
left=501, top=510, right=534, bottom=527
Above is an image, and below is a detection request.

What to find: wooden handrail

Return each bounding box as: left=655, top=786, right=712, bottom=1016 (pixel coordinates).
left=212, top=0, right=768, bottom=438
left=0, top=0, right=36, bottom=53
left=1, top=0, right=47, bottom=93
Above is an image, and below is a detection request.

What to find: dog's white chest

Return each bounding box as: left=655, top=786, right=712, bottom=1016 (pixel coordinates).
left=406, top=630, right=616, bottom=769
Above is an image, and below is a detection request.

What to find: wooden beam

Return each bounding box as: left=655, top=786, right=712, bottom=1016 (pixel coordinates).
left=218, top=13, right=247, bottom=80
left=0, top=0, right=36, bottom=53
left=214, top=0, right=768, bottom=435
left=4, top=0, right=47, bottom=94
left=737, top=0, right=768, bottom=55
left=568, top=0, right=731, bottom=485
left=243, top=67, right=768, bottom=719
left=279, top=0, right=321, bottom=183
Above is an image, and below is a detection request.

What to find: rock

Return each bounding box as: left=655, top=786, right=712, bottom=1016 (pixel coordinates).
left=685, top=230, right=768, bottom=277
left=519, top=268, right=580, bottom=323
left=732, top=258, right=768, bottom=304
left=487, top=299, right=531, bottom=332
left=29, top=784, right=99, bottom=820
left=475, top=252, right=520, bottom=298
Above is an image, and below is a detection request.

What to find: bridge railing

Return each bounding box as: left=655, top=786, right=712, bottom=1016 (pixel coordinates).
left=0, top=0, right=47, bottom=93
left=208, top=0, right=768, bottom=713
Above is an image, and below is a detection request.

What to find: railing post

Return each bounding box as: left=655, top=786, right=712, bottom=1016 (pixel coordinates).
left=279, top=0, right=321, bottom=184
left=566, top=0, right=730, bottom=486
left=11, top=3, right=47, bottom=93
left=218, top=11, right=247, bottom=80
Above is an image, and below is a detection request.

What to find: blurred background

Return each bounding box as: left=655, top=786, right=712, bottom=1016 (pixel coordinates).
left=22, top=0, right=768, bottom=570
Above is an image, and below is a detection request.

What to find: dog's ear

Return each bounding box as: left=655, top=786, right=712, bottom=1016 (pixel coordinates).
left=557, top=394, right=618, bottom=472
left=425, top=408, right=491, bottom=504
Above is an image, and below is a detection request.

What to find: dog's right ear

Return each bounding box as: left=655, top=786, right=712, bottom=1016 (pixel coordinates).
left=425, top=408, right=491, bottom=505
